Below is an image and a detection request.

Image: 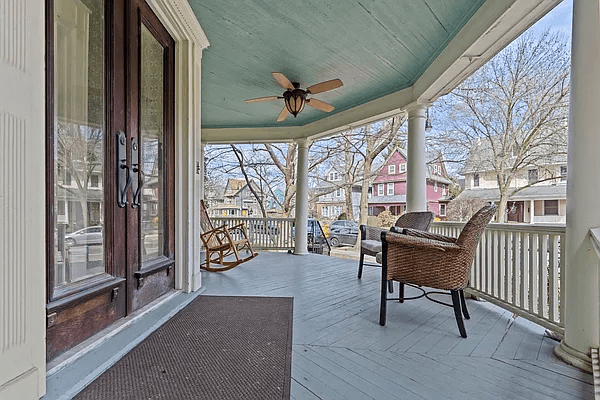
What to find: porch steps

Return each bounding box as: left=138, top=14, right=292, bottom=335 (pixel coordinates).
left=42, top=288, right=205, bottom=400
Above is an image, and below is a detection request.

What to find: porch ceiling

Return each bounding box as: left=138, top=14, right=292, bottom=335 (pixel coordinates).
left=191, top=0, right=561, bottom=142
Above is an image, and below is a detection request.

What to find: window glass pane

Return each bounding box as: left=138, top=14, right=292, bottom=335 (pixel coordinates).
left=53, top=0, right=106, bottom=288
left=140, top=24, right=165, bottom=262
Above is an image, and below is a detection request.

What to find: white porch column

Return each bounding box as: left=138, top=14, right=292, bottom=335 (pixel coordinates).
left=529, top=200, right=535, bottom=224
left=555, top=0, right=600, bottom=372
left=406, top=104, right=428, bottom=212
left=294, top=138, right=309, bottom=255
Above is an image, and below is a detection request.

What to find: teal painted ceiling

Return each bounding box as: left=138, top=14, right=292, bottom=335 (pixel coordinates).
left=188, top=0, right=486, bottom=129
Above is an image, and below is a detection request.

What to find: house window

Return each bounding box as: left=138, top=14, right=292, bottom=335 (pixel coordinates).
left=387, top=183, right=394, bottom=195
left=434, top=182, right=438, bottom=192
left=388, top=164, right=396, bottom=174
left=439, top=204, right=446, bottom=217
left=378, top=184, right=384, bottom=196
left=560, top=166, right=567, bottom=182
left=544, top=200, right=559, bottom=216
left=399, top=163, right=406, bottom=173
left=528, top=168, right=538, bottom=183
left=64, top=171, right=72, bottom=185
left=442, top=185, right=447, bottom=195
left=322, top=206, right=328, bottom=217
left=368, top=186, right=373, bottom=198
left=58, top=200, right=65, bottom=215
left=328, top=172, right=340, bottom=181
left=90, top=174, right=99, bottom=188
left=473, top=173, right=479, bottom=187
left=335, top=188, right=343, bottom=197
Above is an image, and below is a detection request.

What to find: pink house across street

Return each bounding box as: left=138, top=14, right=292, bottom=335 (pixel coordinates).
left=368, top=148, right=452, bottom=218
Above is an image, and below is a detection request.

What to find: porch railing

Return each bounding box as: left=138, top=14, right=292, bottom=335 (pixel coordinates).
left=212, top=217, right=295, bottom=251
left=431, top=222, right=565, bottom=335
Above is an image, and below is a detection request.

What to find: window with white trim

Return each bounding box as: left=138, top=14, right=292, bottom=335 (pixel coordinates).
left=560, top=166, right=567, bottom=182
left=473, top=173, right=479, bottom=187
left=439, top=204, right=446, bottom=216
left=528, top=168, right=538, bottom=183
left=387, top=183, right=394, bottom=195
left=434, top=182, right=438, bottom=192
left=399, top=163, right=406, bottom=173
left=442, top=185, right=447, bottom=195
left=378, top=184, right=384, bottom=196
left=544, top=200, right=559, bottom=216
left=388, top=164, right=396, bottom=174
left=335, top=188, right=343, bottom=197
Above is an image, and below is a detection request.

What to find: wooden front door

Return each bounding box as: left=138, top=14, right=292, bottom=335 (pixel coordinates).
left=507, top=201, right=524, bottom=223
left=46, top=0, right=175, bottom=361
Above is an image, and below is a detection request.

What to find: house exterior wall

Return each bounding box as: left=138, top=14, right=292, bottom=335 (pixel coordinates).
left=369, top=149, right=449, bottom=218
left=373, top=151, right=407, bottom=185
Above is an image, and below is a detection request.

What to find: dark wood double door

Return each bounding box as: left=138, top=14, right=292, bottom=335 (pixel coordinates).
left=46, top=0, right=175, bottom=360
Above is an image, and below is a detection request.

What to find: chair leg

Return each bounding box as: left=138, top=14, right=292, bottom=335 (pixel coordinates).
left=388, top=280, right=394, bottom=293
left=379, top=278, right=388, bottom=326
left=358, top=252, right=364, bottom=279
left=459, top=290, right=470, bottom=320
left=451, top=290, right=467, bottom=338
left=398, top=282, right=404, bottom=303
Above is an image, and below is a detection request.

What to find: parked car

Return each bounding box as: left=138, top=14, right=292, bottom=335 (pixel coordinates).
left=327, top=220, right=358, bottom=247
left=64, top=226, right=103, bottom=246
left=251, top=220, right=279, bottom=235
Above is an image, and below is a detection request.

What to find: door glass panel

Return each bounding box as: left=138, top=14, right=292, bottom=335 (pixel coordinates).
left=53, top=0, right=105, bottom=287
left=140, top=25, right=164, bottom=262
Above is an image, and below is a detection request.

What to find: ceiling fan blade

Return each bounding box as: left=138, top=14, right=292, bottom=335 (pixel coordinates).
left=245, top=96, right=280, bottom=103
left=272, top=72, right=295, bottom=90
left=277, top=107, right=289, bottom=122
left=306, top=79, right=343, bottom=95
left=307, top=98, right=334, bottom=113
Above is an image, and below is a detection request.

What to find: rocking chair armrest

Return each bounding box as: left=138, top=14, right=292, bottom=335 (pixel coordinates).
left=401, top=228, right=458, bottom=244
left=201, top=225, right=227, bottom=241
left=382, top=231, right=461, bottom=253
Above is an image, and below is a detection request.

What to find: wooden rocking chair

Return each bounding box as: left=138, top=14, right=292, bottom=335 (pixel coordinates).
left=200, top=200, right=258, bottom=272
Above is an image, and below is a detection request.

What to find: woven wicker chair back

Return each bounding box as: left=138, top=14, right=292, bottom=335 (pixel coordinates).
left=200, top=200, right=221, bottom=248
left=394, top=211, right=434, bottom=231
left=456, top=204, right=498, bottom=253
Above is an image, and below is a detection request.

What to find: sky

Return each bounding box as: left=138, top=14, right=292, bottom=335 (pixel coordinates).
left=530, top=0, right=572, bottom=37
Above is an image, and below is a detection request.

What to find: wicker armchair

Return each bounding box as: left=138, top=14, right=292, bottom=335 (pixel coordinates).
left=379, top=204, right=497, bottom=338
left=358, top=211, right=434, bottom=281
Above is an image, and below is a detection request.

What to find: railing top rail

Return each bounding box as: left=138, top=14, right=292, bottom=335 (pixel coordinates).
left=212, top=217, right=295, bottom=222
left=432, top=221, right=565, bottom=234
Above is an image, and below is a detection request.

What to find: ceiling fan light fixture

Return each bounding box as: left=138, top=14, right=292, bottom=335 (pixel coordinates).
left=284, top=89, right=306, bottom=117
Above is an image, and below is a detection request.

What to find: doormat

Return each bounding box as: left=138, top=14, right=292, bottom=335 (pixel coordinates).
left=75, top=296, right=293, bottom=400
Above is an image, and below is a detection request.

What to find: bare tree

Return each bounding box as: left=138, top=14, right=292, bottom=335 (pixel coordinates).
left=56, top=122, right=103, bottom=229
left=430, top=31, right=570, bottom=221
left=356, top=116, right=406, bottom=227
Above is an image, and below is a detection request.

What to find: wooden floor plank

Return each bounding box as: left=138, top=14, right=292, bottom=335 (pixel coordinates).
left=298, top=345, right=400, bottom=400
left=199, top=253, right=593, bottom=400
left=290, top=379, right=322, bottom=400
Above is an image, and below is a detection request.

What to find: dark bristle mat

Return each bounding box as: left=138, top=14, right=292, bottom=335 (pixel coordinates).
left=75, top=295, right=293, bottom=400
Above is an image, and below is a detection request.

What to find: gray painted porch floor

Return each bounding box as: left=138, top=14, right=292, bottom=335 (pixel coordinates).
left=202, top=252, right=594, bottom=400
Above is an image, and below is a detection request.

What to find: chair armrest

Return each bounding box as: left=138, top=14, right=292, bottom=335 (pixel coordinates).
left=360, top=225, right=387, bottom=241
left=402, top=228, right=458, bottom=244
left=381, top=231, right=461, bottom=252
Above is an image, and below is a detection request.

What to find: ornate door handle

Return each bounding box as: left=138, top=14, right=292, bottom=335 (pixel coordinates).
left=117, top=131, right=132, bottom=208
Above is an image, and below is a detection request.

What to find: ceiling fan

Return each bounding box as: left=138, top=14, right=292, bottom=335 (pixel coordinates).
left=245, top=72, right=343, bottom=122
